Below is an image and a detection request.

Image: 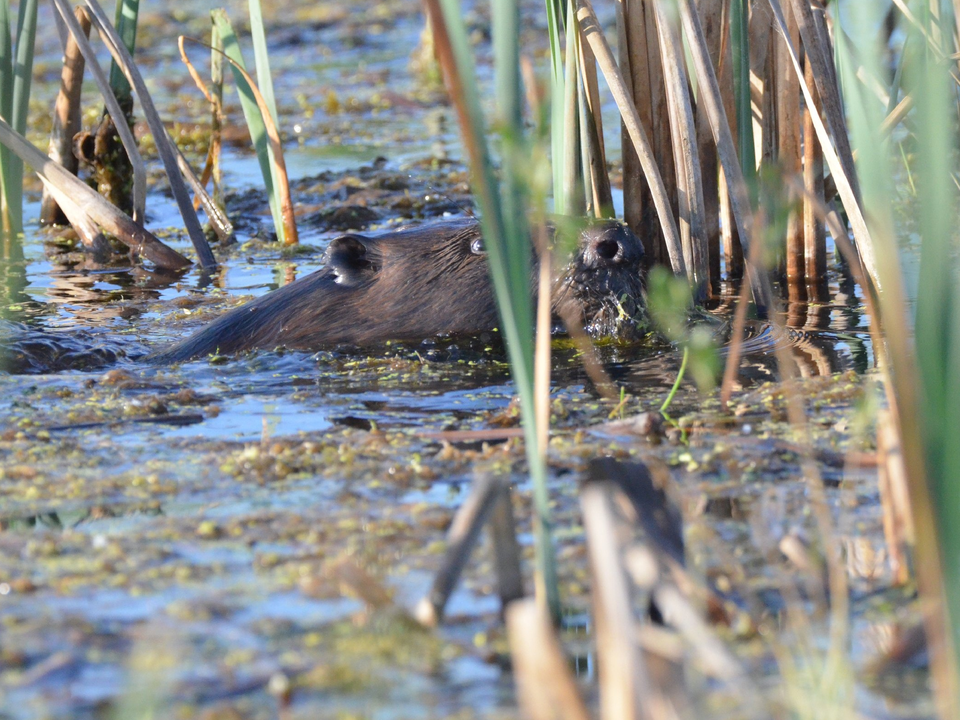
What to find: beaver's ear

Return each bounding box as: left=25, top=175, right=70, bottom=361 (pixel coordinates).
left=326, top=235, right=377, bottom=285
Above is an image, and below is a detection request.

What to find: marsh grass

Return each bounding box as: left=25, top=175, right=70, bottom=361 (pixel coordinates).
left=210, top=9, right=297, bottom=246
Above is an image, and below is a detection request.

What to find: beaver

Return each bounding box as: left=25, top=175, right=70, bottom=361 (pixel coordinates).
left=151, top=218, right=646, bottom=363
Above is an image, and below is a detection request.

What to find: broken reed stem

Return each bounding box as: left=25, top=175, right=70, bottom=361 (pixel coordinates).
left=506, top=599, right=592, bottom=720
left=649, top=583, right=762, bottom=707
left=581, top=481, right=654, bottom=720
left=488, top=485, right=525, bottom=609
left=50, top=0, right=147, bottom=225
left=39, top=177, right=110, bottom=261
left=0, top=115, right=190, bottom=269
left=170, top=138, right=234, bottom=244
left=653, top=1, right=707, bottom=295
left=415, top=474, right=502, bottom=627
left=40, top=5, right=90, bottom=227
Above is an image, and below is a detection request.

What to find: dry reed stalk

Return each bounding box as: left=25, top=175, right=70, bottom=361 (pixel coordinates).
left=802, top=53, right=826, bottom=297
left=787, top=0, right=860, bottom=201
left=40, top=6, right=90, bottom=227
left=881, top=94, right=914, bottom=137
left=653, top=2, right=708, bottom=294
left=695, top=0, right=725, bottom=290
left=649, top=582, right=761, bottom=703
left=776, top=0, right=880, bottom=291
left=748, top=2, right=774, bottom=166
left=415, top=473, right=502, bottom=627
left=577, top=0, right=685, bottom=276
left=194, top=25, right=225, bottom=216
left=581, top=480, right=658, bottom=720
left=776, top=2, right=804, bottom=295
left=676, top=0, right=769, bottom=311
left=576, top=36, right=612, bottom=216
left=170, top=138, right=234, bottom=244
left=877, top=410, right=914, bottom=586
left=616, top=0, right=674, bottom=266
left=505, top=599, right=592, bottom=720
left=488, top=485, right=525, bottom=609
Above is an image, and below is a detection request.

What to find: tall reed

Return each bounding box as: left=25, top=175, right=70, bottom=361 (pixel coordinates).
left=424, top=0, right=560, bottom=617
left=835, top=2, right=960, bottom=714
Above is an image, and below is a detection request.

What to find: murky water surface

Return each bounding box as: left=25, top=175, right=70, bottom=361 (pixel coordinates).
left=0, top=1, right=925, bottom=718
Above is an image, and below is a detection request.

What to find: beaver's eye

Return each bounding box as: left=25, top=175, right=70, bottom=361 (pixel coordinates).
left=470, top=237, right=485, bottom=255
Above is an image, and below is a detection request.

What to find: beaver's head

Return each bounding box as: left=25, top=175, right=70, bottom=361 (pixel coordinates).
left=552, top=221, right=646, bottom=338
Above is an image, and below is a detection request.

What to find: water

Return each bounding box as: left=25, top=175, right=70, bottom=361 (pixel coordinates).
left=0, top=1, right=917, bottom=718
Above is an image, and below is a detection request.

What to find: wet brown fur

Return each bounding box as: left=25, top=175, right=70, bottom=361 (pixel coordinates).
left=152, top=218, right=644, bottom=363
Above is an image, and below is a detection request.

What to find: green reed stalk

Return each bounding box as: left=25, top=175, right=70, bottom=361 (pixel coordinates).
left=729, top=0, right=754, bottom=186
left=837, top=3, right=960, bottom=713
left=247, top=0, right=284, bottom=242
left=490, top=0, right=560, bottom=619
left=560, top=0, right=582, bottom=218
left=108, top=0, right=139, bottom=104
left=247, top=0, right=279, bottom=136
left=544, top=0, right=566, bottom=214
left=425, top=0, right=560, bottom=619
left=910, top=6, right=960, bottom=703
left=212, top=9, right=287, bottom=244
left=0, top=0, right=14, bottom=235
left=0, top=0, right=38, bottom=236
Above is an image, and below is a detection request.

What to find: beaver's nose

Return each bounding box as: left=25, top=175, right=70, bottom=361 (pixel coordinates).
left=582, top=224, right=634, bottom=268
left=593, top=235, right=622, bottom=262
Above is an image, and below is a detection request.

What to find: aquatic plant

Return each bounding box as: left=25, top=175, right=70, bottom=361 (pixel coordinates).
left=0, top=0, right=37, bottom=237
